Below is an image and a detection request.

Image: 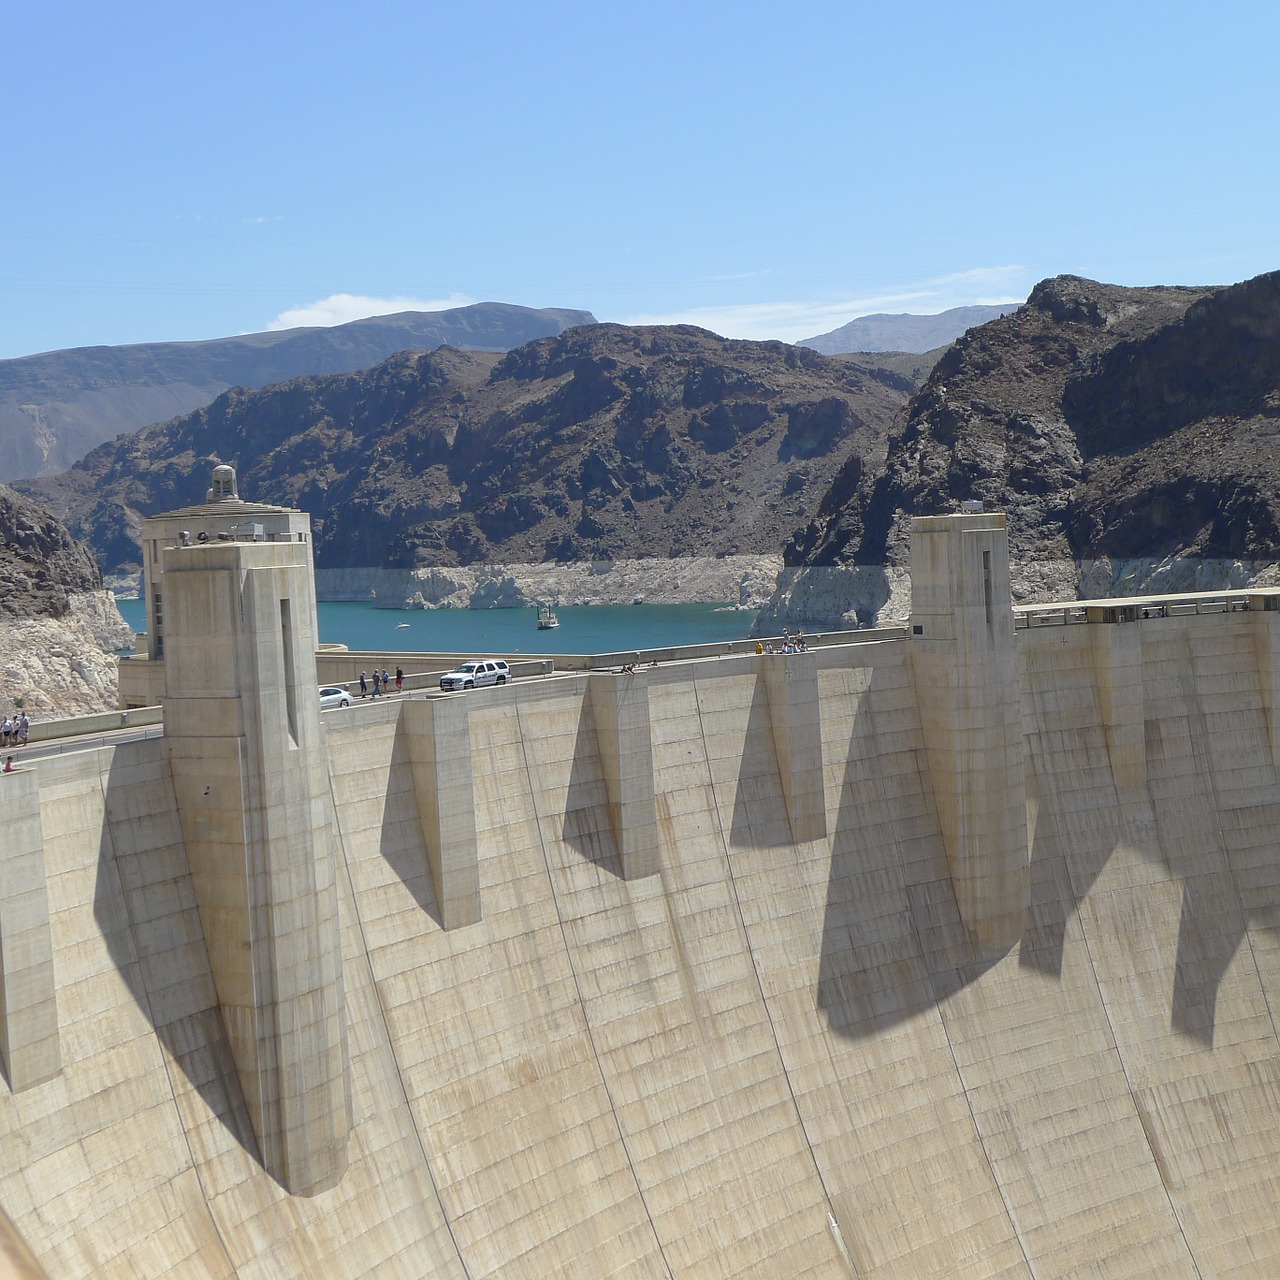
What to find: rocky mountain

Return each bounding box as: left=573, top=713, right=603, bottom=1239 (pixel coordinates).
left=773, top=272, right=1280, bottom=627
left=0, top=486, right=132, bottom=717
left=800, top=304, right=1019, bottom=355
left=24, top=325, right=928, bottom=588
left=0, top=302, right=595, bottom=483
left=0, top=485, right=103, bottom=618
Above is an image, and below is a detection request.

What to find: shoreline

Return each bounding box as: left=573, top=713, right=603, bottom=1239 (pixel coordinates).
left=313, top=554, right=786, bottom=611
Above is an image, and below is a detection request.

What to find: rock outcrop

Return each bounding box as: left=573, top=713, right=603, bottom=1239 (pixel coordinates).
left=0, top=485, right=131, bottom=717
left=0, top=605, right=128, bottom=719
left=770, top=272, right=1280, bottom=628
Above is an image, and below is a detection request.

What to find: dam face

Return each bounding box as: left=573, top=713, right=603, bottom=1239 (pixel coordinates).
left=4, top=513, right=1280, bottom=1277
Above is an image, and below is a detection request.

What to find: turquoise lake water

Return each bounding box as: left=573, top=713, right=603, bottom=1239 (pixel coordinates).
left=114, top=598, right=758, bottom=655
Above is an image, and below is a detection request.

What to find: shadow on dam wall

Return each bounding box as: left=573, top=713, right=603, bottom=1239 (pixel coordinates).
left=66, top=608, right=1280, bottom=1274
left=815, top=660, right=1002, bottom=1041
left=83, top=617, right=1280, bottom=1168
left=90, top=721, right=450, bottom=1184
left=727, top=673, right=797, bottom=853
left=813, top=619, right=1280, bottom=1052
left=92, top=748, right=265, bottom=1173
left=561, top=699, right=625, bottom=879
left=382, top=719, right=445, bottom=929
left=1019, top=625, right=1280, bottom=1050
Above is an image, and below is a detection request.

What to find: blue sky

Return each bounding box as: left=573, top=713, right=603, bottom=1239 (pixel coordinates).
left=2, top=2, right=1276, bottom=358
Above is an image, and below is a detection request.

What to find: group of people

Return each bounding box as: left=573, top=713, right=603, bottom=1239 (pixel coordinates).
left=2, top=711, right=28, bottom=773
left=359, top=667, right=404, bottom=698
left=756, top=629, right=809, bottom=655
left=2, top=713, right=29, bottom=748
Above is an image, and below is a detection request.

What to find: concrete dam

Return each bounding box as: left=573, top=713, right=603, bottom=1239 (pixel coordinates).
left=4, top=508, right=1280, bottom=1277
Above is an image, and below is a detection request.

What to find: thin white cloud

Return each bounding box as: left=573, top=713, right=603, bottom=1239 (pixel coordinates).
left=267, top=292, right=476, bottom=330
left=619, top=266, right=1029, bottom=343
left=923, top=265, right=1028, bottom=297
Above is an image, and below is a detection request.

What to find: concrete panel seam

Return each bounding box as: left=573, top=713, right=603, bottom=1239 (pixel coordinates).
left=690, top=678, right=848, bottom=1257
left=325, top=768, right=474, bottom=1280
left=511, top=694, right=675, bottom=1279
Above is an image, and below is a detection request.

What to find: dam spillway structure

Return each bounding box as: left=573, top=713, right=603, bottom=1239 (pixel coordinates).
left=5, top=503, right=1280, bottom=1275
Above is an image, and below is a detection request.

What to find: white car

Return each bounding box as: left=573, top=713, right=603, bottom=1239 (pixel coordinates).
left=319, top=685, right=352, bottom=709
left=439, top=659, right=511, bottom=691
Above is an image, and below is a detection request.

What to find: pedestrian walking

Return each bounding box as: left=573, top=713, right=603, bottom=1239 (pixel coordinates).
left=372, top=670, right=382, bottom=697
left=395, top=666, right=403, bottom=693
left=18, top=714, right=29, bottom=746
left=359, top=671, right=368, bottom=698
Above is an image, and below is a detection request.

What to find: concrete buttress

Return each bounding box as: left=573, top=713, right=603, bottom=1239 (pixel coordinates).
left=1092, top=614, right=1147, bottom=790
left=909, top=513, right=1029, bottom=948
left=588, top=672, right=660, bottom=879
left=402, top=695, right=481, bottom=926
left=1252, top=601, right=1280, bottom=769
left=0, top=766, right=60, bottom=1092
left=761, top=652, right=827, bottom=842
left=162, top=539, right=351, bottom=1194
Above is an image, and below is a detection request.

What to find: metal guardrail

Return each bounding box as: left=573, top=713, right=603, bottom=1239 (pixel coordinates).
left=1015, top=608, right=1089, bottom=628
left=1014, top=589, right=1276, bottom=628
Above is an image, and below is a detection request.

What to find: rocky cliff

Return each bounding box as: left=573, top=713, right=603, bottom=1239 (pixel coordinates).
left=0, top=302, right=595, bottom=482
left=0, top=486, right=132, bottom=717
left=26, top=325, right=924, bottom=591
left=0, top=486, right=107, bottom=617
left=767, top=272, right=1280, bottom=628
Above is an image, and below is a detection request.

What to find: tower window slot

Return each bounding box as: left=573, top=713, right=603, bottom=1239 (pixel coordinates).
left=281, top=598, right=298, bottom=748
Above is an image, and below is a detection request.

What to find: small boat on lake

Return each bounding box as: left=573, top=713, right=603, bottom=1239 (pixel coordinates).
left=536, top=602, right=560, bottom=630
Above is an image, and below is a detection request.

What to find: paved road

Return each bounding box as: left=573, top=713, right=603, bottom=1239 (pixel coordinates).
left=13, top=671, right=563, bottom=766
left=7, top=723, right=165, bottom=765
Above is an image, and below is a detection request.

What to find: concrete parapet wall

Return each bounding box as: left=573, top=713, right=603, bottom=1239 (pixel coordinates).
left=25, top=705, right=164, bottom=743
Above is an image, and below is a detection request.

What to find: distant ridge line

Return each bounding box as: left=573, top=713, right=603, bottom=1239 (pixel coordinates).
left=0, top=301, right=596, bottom=481
left=800, top=303, right=1018, bottom=354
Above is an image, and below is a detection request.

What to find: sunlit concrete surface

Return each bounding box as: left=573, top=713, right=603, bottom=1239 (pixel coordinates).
left=0, top=1205, right=46, bottom=1279
left=5, top=512, right=1280, bottom=1275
